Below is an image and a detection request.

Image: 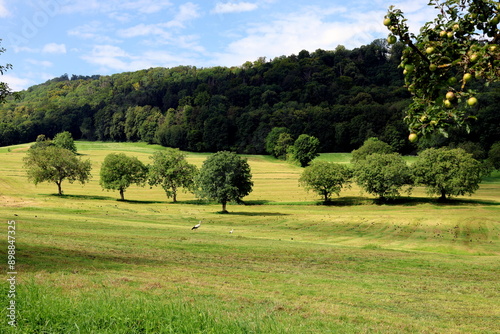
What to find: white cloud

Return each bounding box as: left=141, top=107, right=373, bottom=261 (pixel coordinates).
left=2, top=74, right=35, bottom=92
left=81, top=45, right=134, bottom=72
left=68, top=22, right=122, bottom=43
left=165, top=2, right=201, bottom=28
left=42, top=43, right=67, bottom=54
left=213, top=2, right=259, bottom=14
left=213, top=6, right=384, bottom=66
left=0, top=0, right=10, bottom=17
left=26, top=59, right=53, bottom=68
left=60, top=0, right=172, bottom=17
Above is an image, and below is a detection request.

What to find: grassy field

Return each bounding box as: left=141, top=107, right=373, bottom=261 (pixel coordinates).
left=1, top=142, right=499, bottom=333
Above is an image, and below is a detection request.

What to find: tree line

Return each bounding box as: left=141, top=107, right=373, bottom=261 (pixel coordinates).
left=23, top=133, right=496, bottom=212
left=1, top=39, right=499, bottom=154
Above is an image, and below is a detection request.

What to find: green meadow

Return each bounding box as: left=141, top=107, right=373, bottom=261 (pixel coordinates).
left=1, top=142, right=499, bottom=333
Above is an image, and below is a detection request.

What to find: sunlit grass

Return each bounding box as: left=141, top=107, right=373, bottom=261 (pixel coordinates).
left=0, top=141, right=499, bottom=333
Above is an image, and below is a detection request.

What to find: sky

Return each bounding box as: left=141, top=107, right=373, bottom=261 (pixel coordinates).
left=0, top=0, right=436, bottom=91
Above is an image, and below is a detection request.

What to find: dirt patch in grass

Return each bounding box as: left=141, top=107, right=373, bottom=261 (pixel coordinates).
left=0, top=195, right=37, bottom=207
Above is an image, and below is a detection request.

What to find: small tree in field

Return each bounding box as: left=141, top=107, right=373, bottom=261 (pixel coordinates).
left=351, top=137, right=394, bottom=163
left=353, top=153, right=413, bottom=201
left=23, top=146, right=92, bottom=195
left=412, top=147, right=484, bottom=200
left=196, top=151, right=253, bottom=213
left=148, top=148, right=197, bottom=202
left=289, top=134, right=320, bottom=167
left=53, top=131, right=77, bottom=153
left=385, top=0, right=499, bottom=139
left=274, top=132, right=294, bottom=160
left=100, top=153, right=148, bottom=200
left=299, top=161, right=352, bottom=202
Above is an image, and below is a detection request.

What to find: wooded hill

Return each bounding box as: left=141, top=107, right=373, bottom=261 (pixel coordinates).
left=1, top=39, right=498, bottom=154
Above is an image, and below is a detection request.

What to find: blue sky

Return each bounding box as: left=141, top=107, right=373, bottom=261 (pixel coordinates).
left=1, top=0, right=434, bottom=91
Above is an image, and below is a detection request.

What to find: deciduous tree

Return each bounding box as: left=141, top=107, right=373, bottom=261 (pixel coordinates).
left=100, top=153, right=148, bottom=200
left=289, top=134, right=320, bottom=167
left=53, top=131, right=77, bottom=153
left=299, top=161, right=352, bottom=202
left=351, top=137, right=394, bottom=163
left=353, top=153, right=412, bottom=200
left=148, top=148, right=197, bottom=202
left=412, top=147, right=484, bottom=200
left=196, top=151, right=253, bottom=213
left=23, top=146, right=92, bottom=195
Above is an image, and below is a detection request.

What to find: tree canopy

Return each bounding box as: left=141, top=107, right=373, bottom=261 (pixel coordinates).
left=351, top=137, right=394, bottom=163
left=99, top=153, right=148, bottom=200
left=353, top=153, right=412, bottom=200
left=196, top=151, right=253, bottom=213
left=289, top=134, right=320, bottom=167
left=412, top=147, right=484, bottom=200
left=299, top=161, right=352, bottom=202
left=148, top=148, right=197, bottom=202
left=23, top=145, right=92, bottom=195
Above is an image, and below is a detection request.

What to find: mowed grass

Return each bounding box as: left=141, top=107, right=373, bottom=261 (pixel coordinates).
left=1, top=142, right=499, bottom=333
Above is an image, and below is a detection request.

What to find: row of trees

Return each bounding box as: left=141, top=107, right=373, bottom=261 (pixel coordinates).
left=24, top=133, right=493, bottom=212
left=300, top=138, right=490, bottom=202
left=23, top=133, right=253, bottom=212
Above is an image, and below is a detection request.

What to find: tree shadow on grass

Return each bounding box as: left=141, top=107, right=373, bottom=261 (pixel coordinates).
left=374, top=196, right=500, bottom=207
left=222, top=211, right=289, bottom=216
left=44, top=194, right=116, bottom=201
left=319, top=197, right=370, bottom=207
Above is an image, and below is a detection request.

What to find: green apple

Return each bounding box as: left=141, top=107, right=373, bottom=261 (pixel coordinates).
left=489, top=45, right=498, bottom=52
left=452, top=24, right=460, bottom=31
left=469, top=54, right=478, bottom=62
left=467, top=97, right=478, bottom=106
left=387, top=35, right=397, bottom=44
left=448, top=77, right=458, bottom=85
left=463, top=73, right=472, bottom=82
left=430, top=120, right=438, bottom=126
left=408, top=133, right=418, bottom=143
left=426, top=46, right=435, bottom=54
left=446, top=91, right=455, bottom=100
left=383, top=18, right=392, bottom=26
left=447, top=31, right=454, bottom=38
left=429, top=64, right=438, bottom=71
left=439, top=30, right=447, bottom=37
left=404, top=64, right=415, bottom=73
left=444, top=99, right=452, bottom=109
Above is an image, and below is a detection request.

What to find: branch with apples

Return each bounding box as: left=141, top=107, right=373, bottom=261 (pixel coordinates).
left=384, top=0, right=499, bottom=142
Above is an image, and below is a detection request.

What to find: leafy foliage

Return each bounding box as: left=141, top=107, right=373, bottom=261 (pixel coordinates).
left=385, top=0, right=500, bottom=138
left=23, top=146, right=92, bottom=195
left=299, top=161, right=352, bottom=202
left=289, top=134, right=320, bottom=167
left=53, top=131, right=77, bottom=153
left=351, top=137, right=394, bottom=163
left=196, top=151, right=253, bottom=212
left=412, top=147, right=484, bottom=200
left=148, top=148, right=197, bottom=202
left=488, top=142, right=500, bottom=170
left=353, top=153, right=412, bottom=200
left=99, top=153, right=148, bottom=200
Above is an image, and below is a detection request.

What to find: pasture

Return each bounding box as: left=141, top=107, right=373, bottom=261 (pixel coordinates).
left=1, top=142, right=499, bottom=333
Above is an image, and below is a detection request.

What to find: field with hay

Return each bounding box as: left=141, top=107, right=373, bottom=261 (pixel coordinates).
left=1, top=142, right=499, bottom=333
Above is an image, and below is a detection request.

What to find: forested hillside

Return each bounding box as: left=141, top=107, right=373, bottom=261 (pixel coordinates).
left=1, top=39, right=498, bottom=153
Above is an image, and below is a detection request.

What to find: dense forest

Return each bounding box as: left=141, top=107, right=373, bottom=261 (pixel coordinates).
left=1, top=39, right=498, bottom=154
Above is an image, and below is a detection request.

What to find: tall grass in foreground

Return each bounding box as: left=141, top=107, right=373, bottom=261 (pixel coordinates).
left=1, top=283, right=289, bottom=334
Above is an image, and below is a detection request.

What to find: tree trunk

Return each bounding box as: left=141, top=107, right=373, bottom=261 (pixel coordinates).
left=439, top=189, right=447, bottom=201
left=120, top=188, right=125, bottom=201
left=56, top=181, right=63, bottom=195
left=221, top=201, right=228, bottom=213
